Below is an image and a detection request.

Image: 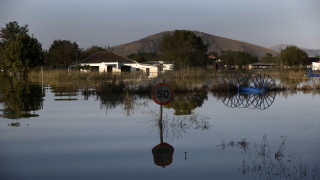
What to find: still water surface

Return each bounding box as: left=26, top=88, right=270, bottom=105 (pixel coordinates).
left=0, top=82, right=319, bottom=180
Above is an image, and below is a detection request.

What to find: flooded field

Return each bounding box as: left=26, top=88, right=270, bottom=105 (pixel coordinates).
left=0, top=76, right=320, bottom=180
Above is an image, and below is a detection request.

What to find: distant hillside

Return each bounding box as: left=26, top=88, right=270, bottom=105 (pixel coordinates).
left=111, top=30, right=278, bottom=58
left=270, top=44, right=320, bottom=57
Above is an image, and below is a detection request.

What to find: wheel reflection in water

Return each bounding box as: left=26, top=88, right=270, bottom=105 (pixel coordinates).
left=221, top=91, right=276, bottom=110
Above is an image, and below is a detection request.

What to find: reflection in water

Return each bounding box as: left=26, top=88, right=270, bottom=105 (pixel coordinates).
left=151, top=97, right=212, bottom=167
left=152, top=105, right=174, bottom=167
left=220, top=92, right=276, bottom=110
left=49, top=82, right=79, bottom=101
left=81, top=82, right=149, bottom=116
left=165, top=91, right=208, bottom=115
left=148, top=111, right=211, bottom=139
left=7, top=122, right=21, bottom=127
left=0, top=76, right=44, bottom=119
left=218, top=135, right=319, bottom=180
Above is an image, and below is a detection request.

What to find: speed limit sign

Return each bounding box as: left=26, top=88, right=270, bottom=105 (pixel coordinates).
left=152, top=83, right=174, bottom=105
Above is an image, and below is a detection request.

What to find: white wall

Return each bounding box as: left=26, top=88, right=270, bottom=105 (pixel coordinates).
left=79, top=62, right=159, bottom=77
left=124, top=63, right=159, bottom=73
left=162, top=63, right=174, bottom=71
left=80, top=62, right=120, bottom=73
left=312, top=62, right=320, bottom=70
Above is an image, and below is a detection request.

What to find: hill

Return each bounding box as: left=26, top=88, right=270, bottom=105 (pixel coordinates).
left=111, top=30, right=278, bottom=58
left=270, top=44, right=320, bottom=57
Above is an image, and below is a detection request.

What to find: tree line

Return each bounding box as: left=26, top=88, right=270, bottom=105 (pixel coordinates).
left=0, top=21, right=106, bottom=75
left=0, top=21, right=311, bottom=75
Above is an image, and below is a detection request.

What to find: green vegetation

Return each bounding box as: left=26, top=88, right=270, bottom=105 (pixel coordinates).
left=0, top=21, right=43, bottom=76
left=280, top=45, right=308, bottom=66
left=127, top=52, right=158, bottom=63
left=83, top=45, right=105, bottom=57
left=260, top=53, right=274, bottom=63
left=159, top=30, right=208, bottom=69
left=0, top=21, right=109, bottom=74
left=219, top=50, right=258, bottom=67
left=0, top=21, right=29, bottom=44
left=45, top=40, right=79, bottom=68
left=27, top=69, right=149, bottom=83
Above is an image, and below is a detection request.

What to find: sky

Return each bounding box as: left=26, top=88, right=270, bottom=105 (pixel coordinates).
left=0, top=0, right=319, bottom=50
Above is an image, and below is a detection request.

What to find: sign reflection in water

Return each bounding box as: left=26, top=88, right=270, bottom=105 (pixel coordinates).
left=151, top=105, right=174, bottom=168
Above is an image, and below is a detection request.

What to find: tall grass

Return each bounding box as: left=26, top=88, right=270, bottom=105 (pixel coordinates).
left=160, top=67, right=217, bottom=79
left=28, top=69, right=149, bottom=84
left=26, top=68, right=320, bottom=92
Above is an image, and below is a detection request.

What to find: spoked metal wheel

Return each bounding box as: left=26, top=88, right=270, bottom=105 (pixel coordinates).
left=250, top=74, right=276, bottom=90
left=253, top=91, right=276, bottom=110
left=222, top=73, right=245, bottom=89
left=221, top=91, right=276, bottom=110
left=240, top=94, right=261, bottom=109
left=221, top=93, right=243, bottom=108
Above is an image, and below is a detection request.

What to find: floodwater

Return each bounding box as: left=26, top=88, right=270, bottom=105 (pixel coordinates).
left=0, top=79, right=320, bottom=180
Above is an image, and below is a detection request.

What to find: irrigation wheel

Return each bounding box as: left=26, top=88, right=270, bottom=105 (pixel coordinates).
left=221, top=93, right=243, bottom=108
left=250, top=74, right=276, bottom=90
left=222, top=73, right=245, bottom=89
left=253, top=91, right=276, bottom=110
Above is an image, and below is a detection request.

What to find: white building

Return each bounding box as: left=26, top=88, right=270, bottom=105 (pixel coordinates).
left=144, top=61, right=174, bottom=72
left=79, top=51, right=159, bottom=77
left=312, top=62, right=320, bottom=70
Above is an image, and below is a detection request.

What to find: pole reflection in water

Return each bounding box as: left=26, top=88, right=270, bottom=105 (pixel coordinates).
left=152, top=104, right=174, bottom=168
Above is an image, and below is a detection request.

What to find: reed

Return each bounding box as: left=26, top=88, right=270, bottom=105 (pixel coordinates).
left=300, top=84, right=313, bottom=90
left=160, top=67, right=217, bottom=80
left=26, top=68, right=320, bottom=92
left=27, top=69, right=148, bottom=84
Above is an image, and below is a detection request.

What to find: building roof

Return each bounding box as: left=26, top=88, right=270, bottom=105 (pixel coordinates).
left=81, top=51, right=137, bottom=64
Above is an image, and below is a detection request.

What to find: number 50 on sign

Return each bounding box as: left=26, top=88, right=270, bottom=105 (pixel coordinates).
left=152, top=83, right=174, bottom=105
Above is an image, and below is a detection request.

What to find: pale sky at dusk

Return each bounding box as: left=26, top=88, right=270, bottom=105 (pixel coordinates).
left=0, top=0, right=319, bottom=49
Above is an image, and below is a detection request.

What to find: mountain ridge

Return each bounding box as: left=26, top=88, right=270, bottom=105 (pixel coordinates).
left=111, top=30, right=279, bottom=58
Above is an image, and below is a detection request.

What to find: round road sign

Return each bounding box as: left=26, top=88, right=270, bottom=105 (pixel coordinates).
left=152, top=83, right=174, bottom=105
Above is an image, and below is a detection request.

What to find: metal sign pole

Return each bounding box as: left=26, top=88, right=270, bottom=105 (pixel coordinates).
left=159, top=105, right=163, bottom=144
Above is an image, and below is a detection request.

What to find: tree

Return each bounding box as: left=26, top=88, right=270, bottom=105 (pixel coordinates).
left=159, top=30, right=208, bottom=69
left=280, top=46, right=308, bottom=66
left=82, top=45, right=105, bottom=59
left=45, top=40, right=78, bottom=68
left=0, top=21, right=29, bottom=44
left=0, top=21, right=43, bottom=75
left=260, top=53, right=274, bottom=63
left=220, top=50, right=258, bottom=66
left=0, top=34, right=43, bottom=73
left=127, top=52, right=158, bottom=63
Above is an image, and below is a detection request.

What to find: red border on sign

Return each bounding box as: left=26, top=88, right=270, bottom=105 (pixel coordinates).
left=152, top=83, right=174, bottom=105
